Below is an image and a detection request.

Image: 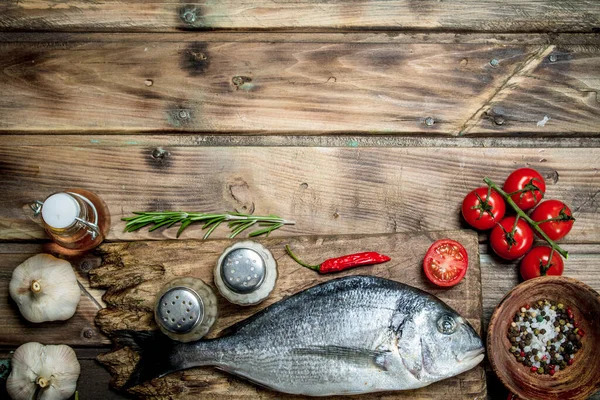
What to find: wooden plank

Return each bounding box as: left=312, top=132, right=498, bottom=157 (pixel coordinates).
left=92, top=230, right=485, bottom=399
left=1, top=34, right=599, bottom=135
left=0, top=246, right=109, bottom=346
left=0, top=1, right=598, bottom=32
left=0, top=145, right=599, bottom=243
left=1, top=134, right=600, bottom=148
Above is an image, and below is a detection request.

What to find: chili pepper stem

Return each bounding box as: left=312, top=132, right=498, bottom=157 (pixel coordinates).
left=285, top=245, right=320, bottom=271
left=483, top=177, right=569, bottom=259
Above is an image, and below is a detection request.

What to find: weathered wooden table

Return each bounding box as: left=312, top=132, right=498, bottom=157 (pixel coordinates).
left=1, top=1, right=599, bottom=399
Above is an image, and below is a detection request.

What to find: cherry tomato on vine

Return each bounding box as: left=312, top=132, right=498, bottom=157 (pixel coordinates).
left=490, top=216, right=534, bottom=260
left=520, top=246, right=564, bottom=281
left=423, top=239, right=469, bottom=287
left=503, top=168, right=546, bottom=211
left=530, top=199, right=575, bottom=241
left=462, top=187, right=506, bottom=230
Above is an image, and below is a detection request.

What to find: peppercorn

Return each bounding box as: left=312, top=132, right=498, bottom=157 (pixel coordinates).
left=540, top=329, right=547, bottom=335
left=537, top=368, right=544, bottom=374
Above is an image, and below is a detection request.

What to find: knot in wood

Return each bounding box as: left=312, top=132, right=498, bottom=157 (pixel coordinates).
left=232, top=76, right=252, bottom=88
left=493, top=116, right=505, bottom=126
left=152, top=147, right=169, bottom=159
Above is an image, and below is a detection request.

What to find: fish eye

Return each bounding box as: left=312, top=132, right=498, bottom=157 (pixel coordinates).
left=437, top=314, right=457, bottom=335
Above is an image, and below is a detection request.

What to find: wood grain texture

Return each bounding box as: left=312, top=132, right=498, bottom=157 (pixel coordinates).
left=92, top=230, right=485, bottom=399
left=0, top=244, right=109, bottom=346
left=1, top=34, right=599, bottom=135
left=1, top=145, right=599, bottom=243
left=0, top=1, right=598, bottom=32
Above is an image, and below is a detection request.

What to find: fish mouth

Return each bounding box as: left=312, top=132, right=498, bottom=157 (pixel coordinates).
left=456, top=348, right=485, bottom=363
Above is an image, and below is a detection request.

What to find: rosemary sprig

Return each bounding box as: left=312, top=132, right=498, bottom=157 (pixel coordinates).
left=122, top=211, right=295, bottom=239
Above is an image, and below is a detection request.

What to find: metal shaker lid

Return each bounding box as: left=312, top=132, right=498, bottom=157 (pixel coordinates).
left=215, top=241, right=277, bottom=306
left=156, top=287, right=203, bottom=333
left=220, top=248, right=266, bottom=294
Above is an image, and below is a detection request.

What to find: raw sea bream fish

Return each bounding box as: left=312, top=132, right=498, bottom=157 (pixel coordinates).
left=116, top=275, right=484, bottom=396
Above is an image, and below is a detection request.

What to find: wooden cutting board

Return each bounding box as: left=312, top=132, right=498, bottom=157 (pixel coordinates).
left=91, top=230, right=486, bottom=399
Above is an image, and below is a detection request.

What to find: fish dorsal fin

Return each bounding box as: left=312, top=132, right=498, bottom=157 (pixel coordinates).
left=397, top=319, right=423, bottom=379
left=292, top=345, right=392, bottom=371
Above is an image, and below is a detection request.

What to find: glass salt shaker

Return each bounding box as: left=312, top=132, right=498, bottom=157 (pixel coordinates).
left=154, top=277, right=218, bottom=342
left=30, top=189, right=110, bottom=252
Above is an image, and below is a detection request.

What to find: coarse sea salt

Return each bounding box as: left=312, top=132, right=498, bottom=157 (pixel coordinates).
left=508, top=300, right=583, bottom=375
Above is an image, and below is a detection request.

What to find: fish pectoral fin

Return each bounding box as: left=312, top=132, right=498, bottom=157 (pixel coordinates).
left=292, top=345, right=392, bottom=371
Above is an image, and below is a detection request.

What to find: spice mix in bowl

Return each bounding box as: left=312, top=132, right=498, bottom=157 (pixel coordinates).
left=487, top=276, right=600, bottom=400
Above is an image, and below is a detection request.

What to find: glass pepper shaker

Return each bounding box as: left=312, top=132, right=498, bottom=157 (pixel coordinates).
left=30, top=189, right=110, bottom=253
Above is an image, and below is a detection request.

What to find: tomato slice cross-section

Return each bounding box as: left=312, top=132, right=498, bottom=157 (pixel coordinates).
left=423, top=239, right=469, bottom=287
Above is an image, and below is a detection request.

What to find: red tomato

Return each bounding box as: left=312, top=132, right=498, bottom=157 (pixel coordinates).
left=490, top=216, right=534, bottom=260
left=461, top=187, right=506, bottom=230
left=520, top=246, right=564, bottom=280
left=423, top=239, right=469, bottom=287
left=503, top=168, right=546, bottom=211
left=530, top=200, right=575, bottom=241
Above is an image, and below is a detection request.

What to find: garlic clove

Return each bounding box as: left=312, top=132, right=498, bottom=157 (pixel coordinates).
left=39, top=345, right=80, bottom=400
left=6, top=342, right=45, bottom=400
left=9, top=254, right=81, bottom=323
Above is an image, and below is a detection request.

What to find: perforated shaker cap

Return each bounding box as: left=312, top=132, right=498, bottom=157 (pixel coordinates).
left=156, top=287, right=203, bottom=333
left=220, top=248, right=266, bottom=294
left=215, top=241, right=277, bottom=306
left=154, top=277, right=218, bottom=342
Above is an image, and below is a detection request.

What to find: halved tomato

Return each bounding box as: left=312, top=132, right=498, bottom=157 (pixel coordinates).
left=423, top=239, right=469, bottom=287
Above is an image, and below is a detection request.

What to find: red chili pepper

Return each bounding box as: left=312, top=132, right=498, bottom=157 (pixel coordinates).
left=285, top=245, right=391, bottom=274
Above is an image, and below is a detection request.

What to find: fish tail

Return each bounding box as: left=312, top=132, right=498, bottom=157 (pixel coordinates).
left=113, top=330, right=184, bottom=389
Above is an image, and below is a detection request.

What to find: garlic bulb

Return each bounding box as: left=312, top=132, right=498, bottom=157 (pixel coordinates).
left=7, top=342, right=80, bottom=400
left=9, top=254, right=81, bottom=323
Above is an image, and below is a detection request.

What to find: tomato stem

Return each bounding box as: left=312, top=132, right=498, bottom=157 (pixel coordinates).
left=483, top=177, right=569, bottom=259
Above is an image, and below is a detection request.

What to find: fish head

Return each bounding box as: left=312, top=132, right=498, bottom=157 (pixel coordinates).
left=397, top=298, right=484, bottom=383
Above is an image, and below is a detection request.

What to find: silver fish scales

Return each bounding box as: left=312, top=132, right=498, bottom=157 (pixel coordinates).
left=116, top=275, right=484, bottom=396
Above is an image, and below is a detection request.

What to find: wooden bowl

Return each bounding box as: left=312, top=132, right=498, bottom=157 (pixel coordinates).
left=487, top=276, right=600, bottom=400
